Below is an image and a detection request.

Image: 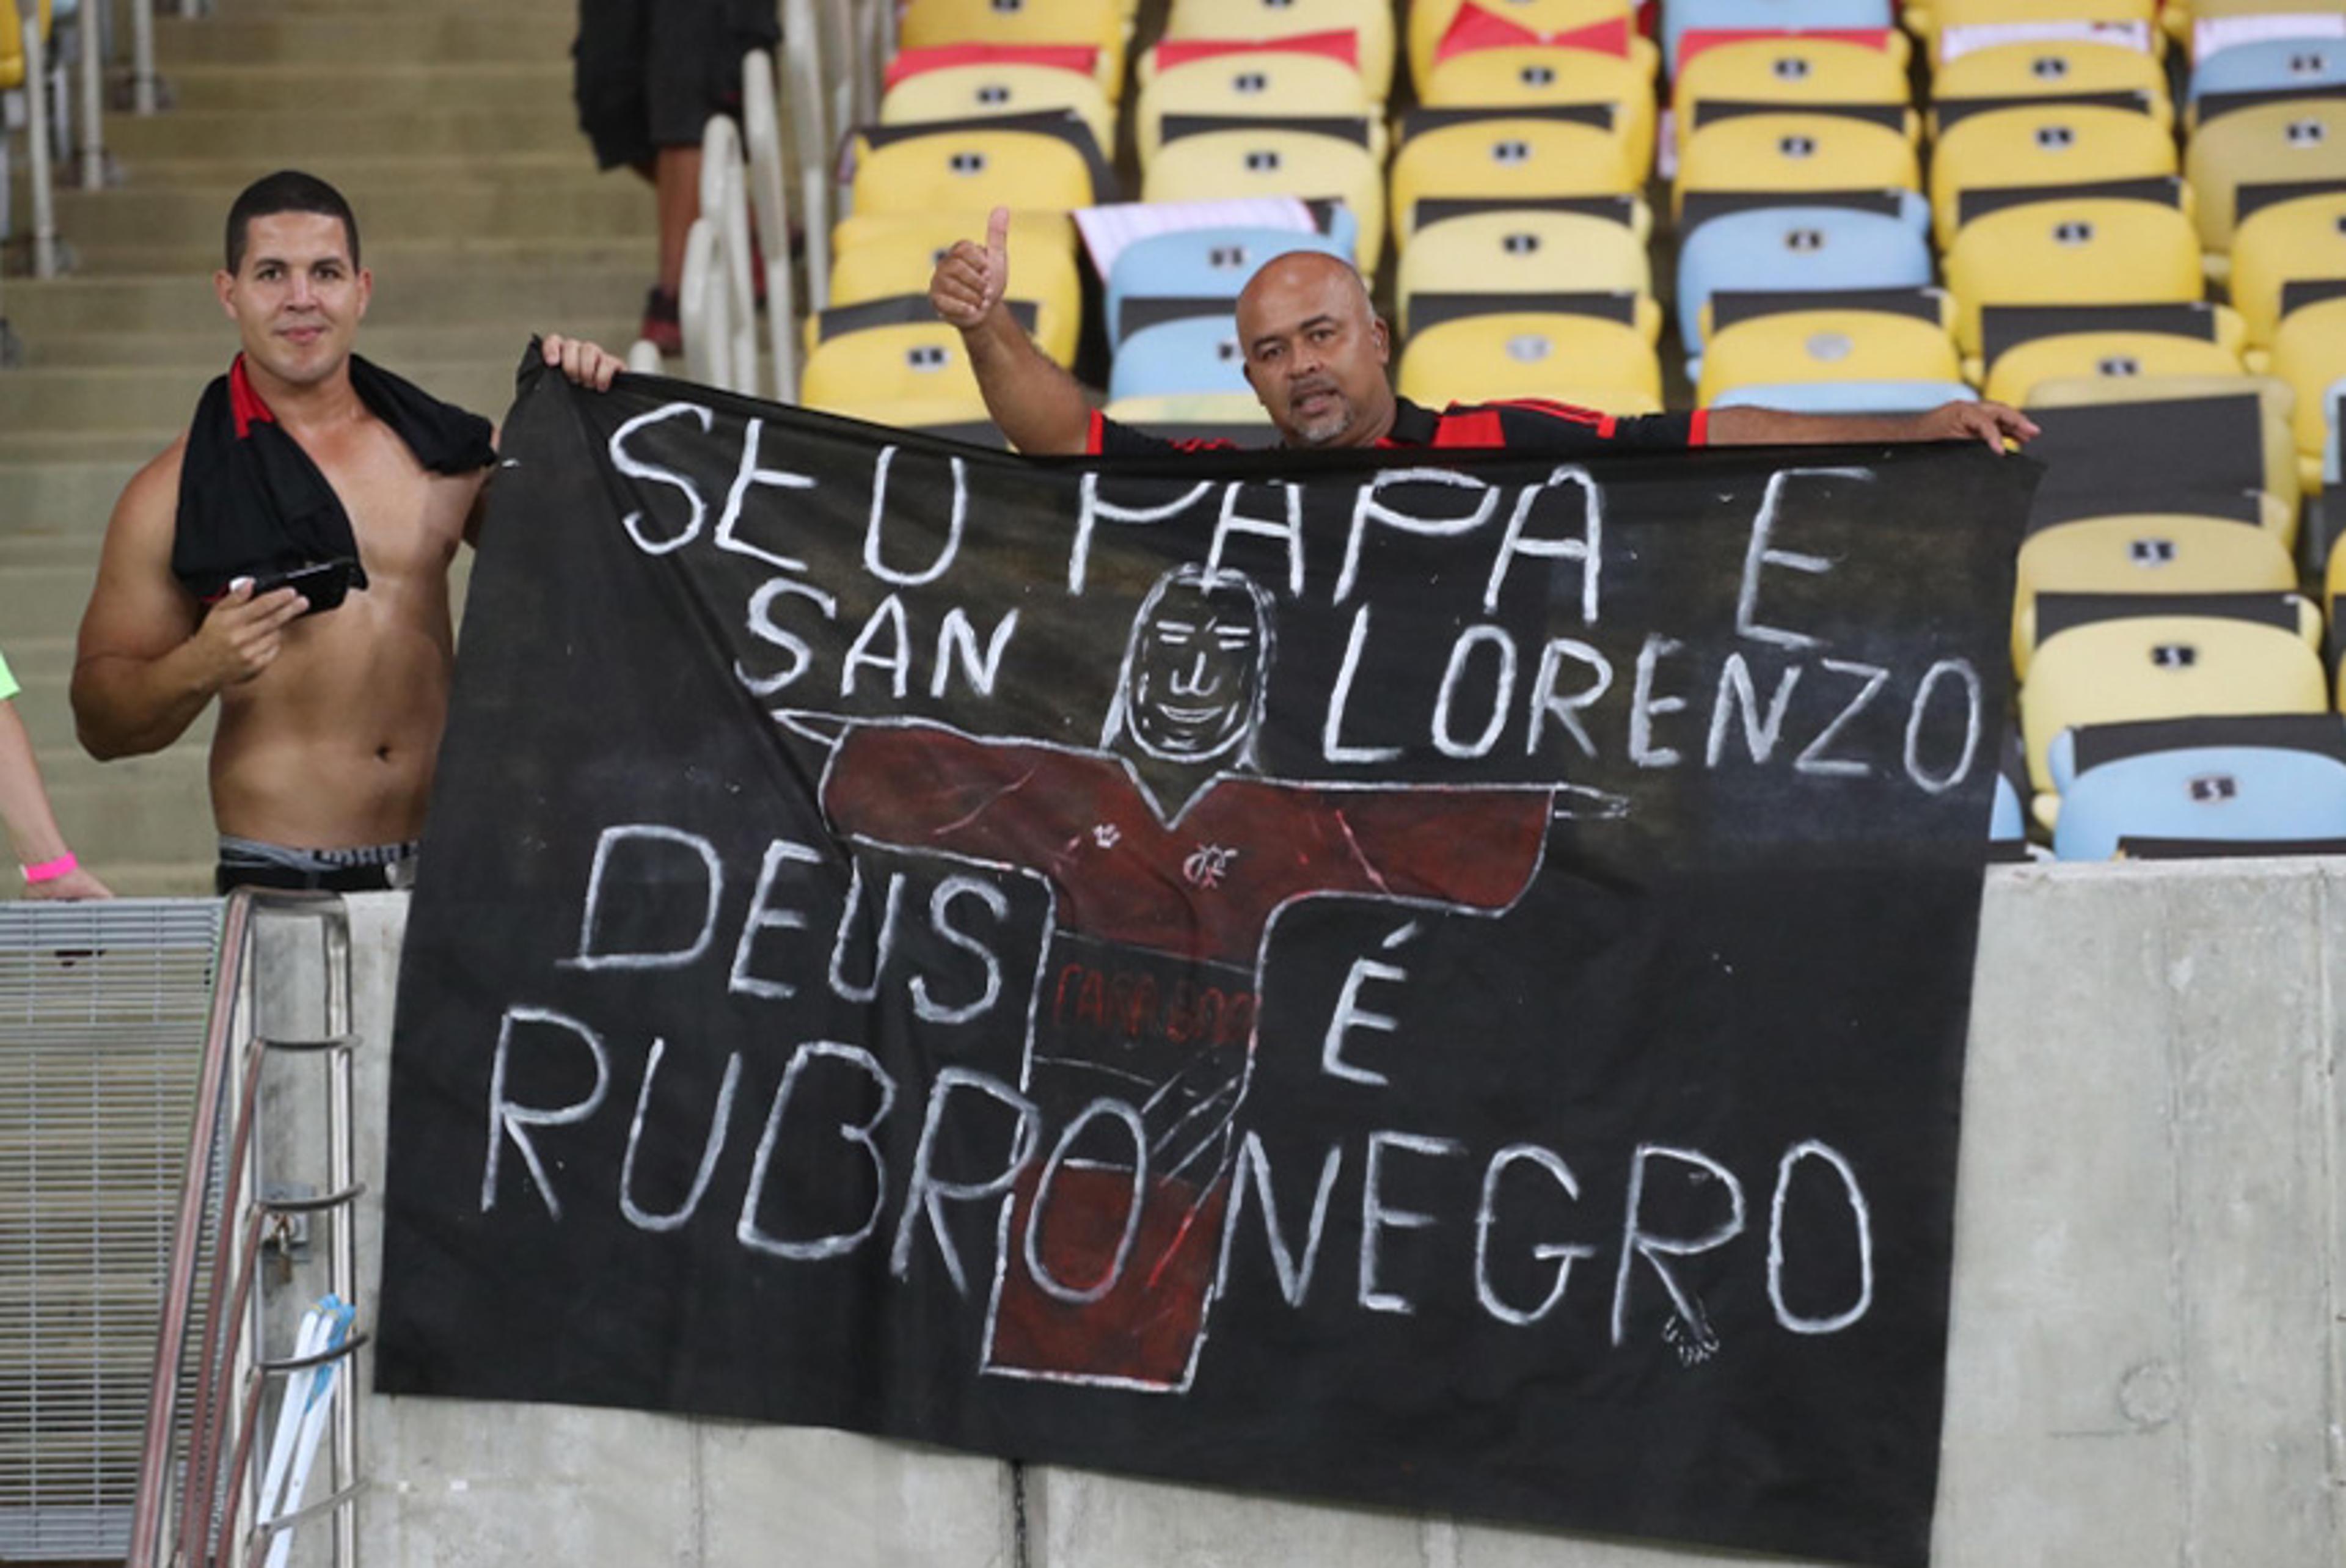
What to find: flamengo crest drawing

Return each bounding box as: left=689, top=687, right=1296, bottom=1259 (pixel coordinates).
left=378, top=359, right=2037, bottom=1568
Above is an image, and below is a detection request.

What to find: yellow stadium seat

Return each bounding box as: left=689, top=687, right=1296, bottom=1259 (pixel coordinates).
left=880, top=62, right=1116, bottom=149
left=823, top=236, right=1083, bottom=366
left=1389, top=115, right=1643, bottom=249
left=1982, top=330, right=2246, bottom=405
left=1163, top=0, right=1398, bottom=100
left=1673, top=113, right=1920, bottom=222
left=1672, top=36, right=1914, bottom=133
left=802, top=321, right=985, bottom=409
left=808, top=395, right=1003, bottom=440
left=1135, top=49, right=1379, bottom=166
left=1142, top=127, right=1387, bottom=249
left=2011, top=514, right=2298, bottom=677
left=1395, top=210, right=1651, bottom=334
left=1395, top=312, right=1662, bottom=405
left=2187, top=99, right=2346, bottom=270
left=2230, top=191, right=2346, bottom=350
left=1695, top=308, right=1962, bottom=404
left=1407, top=0, right=1648, bottom=101
left=1942, top=199, right=2204, bottom=358
left=1979, top=302, right=2252, bottom=394
left=1416, top=382, right=1662, bottom=414
left=2267, top=296, right=2346, bottom=492
left=1411, top=290, right=1664, bottom=346
left=0, top=0, right=50, bottom=92
left=1420, top=45, right=1657, bottom=177
left=849, top=125, right=1099, bottom=221
left=1928, top=103, right=2178, bottom=250
left=829, top=226, right=1079, bottom=315
left=1928, top=38, right=2172, bottom=130
left=832, top=209, right=1075, bottom=263
left=2025, top=372, right=2304, bottom=535
left=2019, top=598, right=2326, bottom=793
left=898, top=0, right=1127, bottom=97
left=1971, top=300, right=2247, bottom=385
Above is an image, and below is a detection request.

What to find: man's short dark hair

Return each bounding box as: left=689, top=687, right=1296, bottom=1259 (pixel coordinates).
left=224, top=170, right=360, bottom=274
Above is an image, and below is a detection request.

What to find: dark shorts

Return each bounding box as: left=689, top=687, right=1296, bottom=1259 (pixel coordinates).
left=216, top=836, right=420, bottom=896
left=574, top=0, right=783, bottom=170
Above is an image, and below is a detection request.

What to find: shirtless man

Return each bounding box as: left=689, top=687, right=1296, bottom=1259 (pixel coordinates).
left=70, top=170, right=623, bottom=893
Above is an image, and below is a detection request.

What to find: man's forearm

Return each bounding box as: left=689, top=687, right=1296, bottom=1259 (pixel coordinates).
left=1706, top=406, right=1927, bottom=447
left=961, top=308, right=1095, bottom=456
left=71, top=647, right=219, bottom=760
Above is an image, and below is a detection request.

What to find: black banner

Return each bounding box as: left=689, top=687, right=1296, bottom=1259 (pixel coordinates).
left=378, top=362, right=2037, bottom=1568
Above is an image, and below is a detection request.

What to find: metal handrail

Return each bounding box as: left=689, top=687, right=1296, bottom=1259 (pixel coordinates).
left=131, top=0, right=155, bottom=114
left=20, top=11, right=59, bottom=277
left=740, top=46, right=800, bottom=399
left=128, top=890, right=363, bottom=1568
left=680, top=113, right=762, bottom=396
left=76, top=0, right=101, bottom=188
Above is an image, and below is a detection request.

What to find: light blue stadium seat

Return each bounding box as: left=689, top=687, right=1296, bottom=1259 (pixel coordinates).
left=1104, top=225, right=1353, bottom=346
left=1676, top=205, right=1934, bottom=359
left=1108, top=313, right=1253, bottom=399
left=1990, top=767, right=2026, bottom=844
left=2047, top=715, right=2346, bottom=860
left=1664, top=0, right=1895, bottom=76
left=1990, top=727, right=2029, bottom=847
left=1709, top=379, right=1978, bottom=414
left=2190, top=37, right=2346, bottom=105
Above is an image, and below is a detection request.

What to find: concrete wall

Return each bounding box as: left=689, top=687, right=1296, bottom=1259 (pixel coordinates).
left=283, top=864, right=2344, bottom=1567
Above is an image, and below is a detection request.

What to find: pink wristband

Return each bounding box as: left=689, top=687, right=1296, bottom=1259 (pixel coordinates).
left=23, top=852, right=78, bottom=885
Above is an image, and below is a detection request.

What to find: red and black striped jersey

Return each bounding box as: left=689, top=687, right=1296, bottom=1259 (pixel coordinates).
left=1086, top=396, right=1707, bottom=458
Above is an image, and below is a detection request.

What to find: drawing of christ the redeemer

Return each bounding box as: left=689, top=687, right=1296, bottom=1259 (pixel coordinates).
left=814, top=562, right=1601, bottom=1391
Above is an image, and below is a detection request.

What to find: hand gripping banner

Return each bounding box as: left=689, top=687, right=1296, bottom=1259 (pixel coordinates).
left=378, top=359, right=2038, bottom=1568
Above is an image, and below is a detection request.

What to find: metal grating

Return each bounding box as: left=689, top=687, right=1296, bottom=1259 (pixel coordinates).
left=0, top=899, right=222, bottom=1562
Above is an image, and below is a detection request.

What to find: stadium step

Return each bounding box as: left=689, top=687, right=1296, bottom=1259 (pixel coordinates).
left=1, top=564, right=128, bottom=635
left=64, top=233, right=652, bottom=279
left=0, top=462, right=142, bottom=541
left=225, top=0, right=575, bottom=16
left=3, top=642, right=91, bottom=752
left=163, top=62, right=572, bottom=116
left=152, top=12, right=576, bottom=67
left=5, top=264, right=651, bottom=334
left=14, top=318, right=640, bottom=371
left=106, top=111, right=586, bottom=164
left=29, top=750, right=224, bottom=868
left=0, top=363, right=529, bottom=435
left=53, top=175, right=652, bottom=247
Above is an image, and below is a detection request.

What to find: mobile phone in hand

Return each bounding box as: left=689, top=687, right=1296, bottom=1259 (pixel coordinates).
left=246, top=559, right=355, bottom=616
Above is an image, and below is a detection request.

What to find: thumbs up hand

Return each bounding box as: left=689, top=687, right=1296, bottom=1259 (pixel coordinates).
left=930, top=205, right=1012, bottom=330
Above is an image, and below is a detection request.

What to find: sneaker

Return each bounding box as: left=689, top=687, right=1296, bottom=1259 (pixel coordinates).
left=640, top=286, right=682, bottom=357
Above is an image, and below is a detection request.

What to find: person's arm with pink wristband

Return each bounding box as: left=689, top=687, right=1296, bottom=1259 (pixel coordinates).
left=0, top=655, right=111, bottom=902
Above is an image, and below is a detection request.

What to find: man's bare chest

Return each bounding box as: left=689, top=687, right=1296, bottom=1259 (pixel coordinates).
left=303, top=425, right=473, bottom=580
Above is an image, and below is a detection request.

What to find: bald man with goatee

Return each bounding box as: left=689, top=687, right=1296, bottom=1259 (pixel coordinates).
left=929, top=205, right=2037, bottom=459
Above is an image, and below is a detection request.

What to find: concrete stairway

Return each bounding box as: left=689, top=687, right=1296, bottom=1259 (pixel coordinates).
left=0, top=0, right=649, bottom=895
